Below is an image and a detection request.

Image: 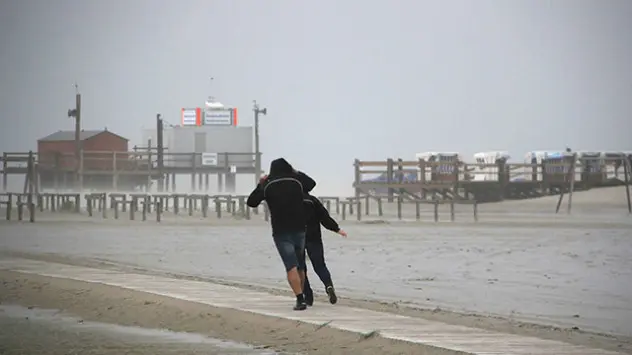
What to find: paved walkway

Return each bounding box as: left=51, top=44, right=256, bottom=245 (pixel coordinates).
left=0, top=257, right=623, bottom=355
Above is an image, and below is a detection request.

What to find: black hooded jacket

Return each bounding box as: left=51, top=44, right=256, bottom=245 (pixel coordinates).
left=247, top=158, right=316, bottom=236
left=303, top=194, right=340, bottom=242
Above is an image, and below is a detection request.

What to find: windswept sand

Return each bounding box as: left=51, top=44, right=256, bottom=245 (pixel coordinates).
left=1, top=252, right=631, bottom=354
left=1, top=187, right=631, bottom=353
left=0, top=270, right=460, bottom=355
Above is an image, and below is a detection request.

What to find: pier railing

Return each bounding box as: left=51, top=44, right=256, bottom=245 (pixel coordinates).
left=354, top=155, right=631, bottom=188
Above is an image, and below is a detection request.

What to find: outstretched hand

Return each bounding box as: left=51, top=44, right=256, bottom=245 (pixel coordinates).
left=259, top=174, right=268, bottom=183
left=338, top=229, right=347, bottom=238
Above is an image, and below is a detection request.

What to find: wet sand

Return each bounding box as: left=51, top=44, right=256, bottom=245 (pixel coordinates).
left=0, top=270, right=454, bottom=355
left=0, top=304, right=281, bottom=355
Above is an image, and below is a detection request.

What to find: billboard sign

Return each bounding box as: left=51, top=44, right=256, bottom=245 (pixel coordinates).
left=201, top=152, right=218, bottom=166
left=181, top=108, right=202, bottom=126
left=204, top=108, right=238, bottom=126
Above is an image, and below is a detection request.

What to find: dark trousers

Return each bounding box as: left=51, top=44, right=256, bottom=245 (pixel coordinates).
left=303, top=238, right=333, bottom=296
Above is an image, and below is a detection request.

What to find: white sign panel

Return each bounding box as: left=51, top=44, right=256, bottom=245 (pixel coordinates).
left=201, top=152, right=218, bottom=166
left=204, top=108, right=233, bottom=125
left=181, top=108, right=198, bottom=126
left=230, top=165, right=237, bottom=173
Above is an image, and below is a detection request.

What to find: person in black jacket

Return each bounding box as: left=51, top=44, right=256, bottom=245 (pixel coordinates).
left=302, top=194, right=347, bottom=306
left=246, top=158, right=316, bottom=311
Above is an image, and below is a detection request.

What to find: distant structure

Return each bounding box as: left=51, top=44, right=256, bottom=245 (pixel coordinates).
left=35, top=129, right=153, bottom=190
left=1, top=85, right=259, bottom=193
left=140, top=91, right=257, bottom=193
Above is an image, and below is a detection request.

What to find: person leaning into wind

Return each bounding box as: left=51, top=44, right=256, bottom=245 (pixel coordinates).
left=247, top=158, right=316, bottom=311
left=302, top=193, right=347, bottom=306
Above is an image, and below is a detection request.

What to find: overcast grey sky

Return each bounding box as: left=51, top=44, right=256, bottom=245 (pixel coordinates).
left=1, top=0, right=631, bottom=194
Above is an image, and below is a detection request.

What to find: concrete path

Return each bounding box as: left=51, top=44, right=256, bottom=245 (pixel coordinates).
left=0, top=257, right=623, bottom=355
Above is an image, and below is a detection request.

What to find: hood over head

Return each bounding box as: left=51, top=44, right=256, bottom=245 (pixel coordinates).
left=269, top=158, right=294, bottom=176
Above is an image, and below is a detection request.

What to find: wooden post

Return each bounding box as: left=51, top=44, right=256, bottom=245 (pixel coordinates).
left=377, top=197, right=383, bottom=216
left=397, top=195, right=402, bottom=220
left=624, top=159, right=631, bottom=214
left=341, top=203, right=347, bottom=221
left=556, top=156, right=577, bottom=214
left=87, top=195, right=93, bottom=217
left=567, top=153, right=577, bottom=214
left=450, top=202, right=455, bottom=222
left=418, top=159, right=426, bottom=200
left=6, top=194, right=12, bottom=220
left=473, top=201, right=478, bottom=222
left=156, top=114, right=165, bottom=192
left=156, top=201, right=162, bottom=223
left=433, top=201, right=439, bottom=222
left=497, top=158, right=507, bottom=200
left=27, top=151, right=35, bottom=223
left=78, top=149, right=84, bottom=190
left=114, top=200, right=119, bottom=219
left=397, top=158, right=405, bottom=197
left=387, top=158, right=394, bottom=202
left=202, top=195, right=209, bottom=218
left=129, top=201, right=135, bottom=221
left=102, top=194, right=107, bottom=219
left=215, top=198, right=222, bottom=218
left=2, top=152, right=7, bottom=191
left=17, top=196, right=23, bottom=221
left=415, top=200, right=420, bottom=220
left=354, top=159, right=361, bottom=198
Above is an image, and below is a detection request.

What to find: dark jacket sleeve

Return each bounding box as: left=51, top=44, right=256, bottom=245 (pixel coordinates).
left=246, top=184, right=265, bottom=207
left=313, top=197, right=340, bottom=232
left=296, top=171, right=316, bottom=192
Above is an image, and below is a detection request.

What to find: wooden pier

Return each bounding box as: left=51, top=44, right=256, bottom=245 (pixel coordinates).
left=353, top=155, right=632, bottom=205
left=1, top=150, right=258, bottom=192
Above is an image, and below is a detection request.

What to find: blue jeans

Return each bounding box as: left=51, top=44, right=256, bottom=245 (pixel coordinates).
left=273, top=231, right=306, bottom=272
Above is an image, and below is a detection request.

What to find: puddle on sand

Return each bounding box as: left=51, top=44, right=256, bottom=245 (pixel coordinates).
left=0, top=304, right=289, bottom=354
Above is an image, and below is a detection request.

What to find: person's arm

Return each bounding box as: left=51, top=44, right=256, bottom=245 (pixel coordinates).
left=296, top=171, right=316, bottom=192
left=246, top=183, right=265, bottom=208
left=313, top=197, right=346, bottom=236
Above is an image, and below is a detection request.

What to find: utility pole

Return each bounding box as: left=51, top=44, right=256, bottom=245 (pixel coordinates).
left=253, top=100, right=267, bottom=185
left=156, top=113, right=165, bottom=192
left=67, top=83, right=82, bottom=190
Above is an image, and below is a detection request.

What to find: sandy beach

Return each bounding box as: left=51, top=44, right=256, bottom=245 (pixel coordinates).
left=1, top=187, right=631, bottom=354
left=0, top=303, right=283, bottom=355
left=0, top=270, right=455, bottom=355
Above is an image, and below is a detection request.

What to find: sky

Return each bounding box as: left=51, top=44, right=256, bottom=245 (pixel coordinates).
left=1, top=0, right=631, bottom=195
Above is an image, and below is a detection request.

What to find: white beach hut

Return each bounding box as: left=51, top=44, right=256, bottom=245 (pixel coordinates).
left=415, top=152, right=460, bottom=181
left=523, top=150, right=574, bottom=181
left=472, top=151, right=510, bottom=181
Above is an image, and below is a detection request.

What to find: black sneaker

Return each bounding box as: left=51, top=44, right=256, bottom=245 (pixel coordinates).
left=326, top=286, right=338, bottom=304
left=294, top=300, right=307, bottom=311
left=305, top=292, right=314, bottom=306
